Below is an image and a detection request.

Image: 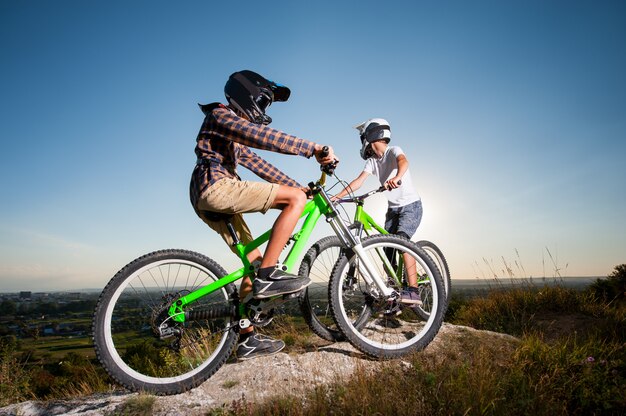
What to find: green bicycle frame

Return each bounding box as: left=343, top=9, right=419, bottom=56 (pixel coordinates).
left=355, top=204, right=387, bottom=236
left=352, top=200, right=431, bottom=287
left=352, top=204, right=401, bottom=284
left=168, top=190, right=333, bottom=323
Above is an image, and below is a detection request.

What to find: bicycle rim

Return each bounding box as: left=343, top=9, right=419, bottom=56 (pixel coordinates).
left=299, top=237, right=345, bottom=341
left=417, top=240, right=451, bottom=299
left=93, top=250, right=237, bottom=393
left=330, top=235, right=446, bottom=357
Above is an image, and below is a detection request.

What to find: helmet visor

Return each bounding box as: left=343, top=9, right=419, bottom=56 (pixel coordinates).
left=269, top=82, right=290, bottom=102
left=364, top=124, right=391, bottom=143
left=256, top=89, right=273, bottom=113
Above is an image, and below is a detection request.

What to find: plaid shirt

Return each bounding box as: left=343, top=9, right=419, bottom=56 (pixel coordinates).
left=190, top=104, right=316, bottom=208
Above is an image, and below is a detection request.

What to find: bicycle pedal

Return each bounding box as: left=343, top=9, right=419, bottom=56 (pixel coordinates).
left=380, top=298, right=402, bottom=317
left=282, top=291, right=301, bottom=300
left=380, top=308, right=402, bottom=317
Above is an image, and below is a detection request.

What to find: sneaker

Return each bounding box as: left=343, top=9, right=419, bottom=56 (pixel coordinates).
left=400, top=288, right=422, bottom=305
left=253, top=268, right=311, bottom=299
left=236, top=333, right=285, bottom=360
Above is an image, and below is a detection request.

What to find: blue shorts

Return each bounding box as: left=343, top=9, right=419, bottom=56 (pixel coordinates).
left=384, top=200, right=423, bottom=239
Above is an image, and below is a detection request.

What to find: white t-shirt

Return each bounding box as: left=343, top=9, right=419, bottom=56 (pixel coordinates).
left=363, top=146, right=421, bottom=208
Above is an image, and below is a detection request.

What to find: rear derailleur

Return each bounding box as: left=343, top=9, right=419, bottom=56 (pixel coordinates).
left=151, top=292, right=187, bottom=351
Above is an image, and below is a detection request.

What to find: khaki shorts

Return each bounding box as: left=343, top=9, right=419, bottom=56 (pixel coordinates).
left=196, top=178, right=280, bottom=249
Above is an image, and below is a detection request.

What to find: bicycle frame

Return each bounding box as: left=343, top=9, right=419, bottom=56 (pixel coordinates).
left=169, top=179, right=400, bottom=323
left=354, top=203, right=387, bottom=236
left=341, top=194, right=432, bottom=287
left=168, top=189, right=333, bottom=323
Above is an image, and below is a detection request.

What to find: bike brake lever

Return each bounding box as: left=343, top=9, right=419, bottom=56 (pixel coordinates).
left=319, top=145, right=338, bottom=175
left=321, top=161, right=338, bottom=175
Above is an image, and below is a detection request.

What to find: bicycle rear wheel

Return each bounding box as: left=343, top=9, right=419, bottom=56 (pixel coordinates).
left=329, top=235, right=446, bottom=358
left=298, top=236, right=371, bottom=342
left=417, top=240, right=451, bottom=299
left=92, top=249, right=238, bottom=395
left=298, top=236, right=345, bottom=341
left=412, top=240, right=451, bottom=320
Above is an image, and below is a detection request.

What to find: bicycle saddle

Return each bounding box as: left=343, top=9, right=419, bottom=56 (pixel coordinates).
left=200, top=210, right=234, bottom=222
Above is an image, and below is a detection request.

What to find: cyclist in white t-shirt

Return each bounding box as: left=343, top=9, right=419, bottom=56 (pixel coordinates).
left=332, top=118, right=423, bottom=304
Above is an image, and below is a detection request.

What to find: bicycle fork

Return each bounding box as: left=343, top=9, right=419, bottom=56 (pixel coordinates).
left=314, top=185, right=395, bottom=299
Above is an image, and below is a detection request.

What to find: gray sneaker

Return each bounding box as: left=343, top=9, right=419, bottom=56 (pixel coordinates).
left=252, top=269, right=311, bottom=299
left=400, top=288, right=422, bottom=305
left=236, top=333, right=285, bottom=360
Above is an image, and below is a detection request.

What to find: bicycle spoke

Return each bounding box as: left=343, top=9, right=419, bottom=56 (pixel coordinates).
left=93, top=250, right=238, bottom=394
left=329, top=235, right=445, bottom=358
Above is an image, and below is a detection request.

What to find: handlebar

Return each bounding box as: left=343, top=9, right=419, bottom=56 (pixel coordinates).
left=336, top=180, right=402, bottom=204
left=319, top=146, right=338, bottom=175
left=309, top=146, right=399, bottom=204
left=311, top=146, right=336, bottom=189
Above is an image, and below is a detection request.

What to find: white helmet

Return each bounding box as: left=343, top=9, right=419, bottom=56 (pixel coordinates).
left=354, top=118, right=391, bottom=160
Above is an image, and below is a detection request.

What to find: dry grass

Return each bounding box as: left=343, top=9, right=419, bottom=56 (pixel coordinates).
left=0, top=346, right=34, bottom=406
left=109, top=393, right=156, bottom=416
left=216, top=268, right=626, bottom=415
left=3, top=267, right=625, bottom=415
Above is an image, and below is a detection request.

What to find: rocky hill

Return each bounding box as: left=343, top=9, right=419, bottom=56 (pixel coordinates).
left=0, top=324, right=519, bottom=416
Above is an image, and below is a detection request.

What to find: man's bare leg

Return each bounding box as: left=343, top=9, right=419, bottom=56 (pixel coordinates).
left=260, top=185, right=306, bottom=269
left=250, top=185, right=310, bottom=299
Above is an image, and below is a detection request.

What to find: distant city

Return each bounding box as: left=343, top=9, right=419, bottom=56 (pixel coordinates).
left=2, top=291, right=84, bottom=301
left=0, top=275, right=602, bottom=297
left=0, top=291, right=98, bottom=339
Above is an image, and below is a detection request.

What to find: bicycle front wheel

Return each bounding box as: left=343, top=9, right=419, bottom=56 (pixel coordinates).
left=92, top=249, right=238, bottom=395
left=329, top=235, right=447, bottom=358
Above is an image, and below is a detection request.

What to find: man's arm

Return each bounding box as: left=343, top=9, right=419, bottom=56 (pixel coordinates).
left=332, top=171, right=370, bottom=200
left=238, top=145, right=304, bottom=189
left=212, top=108, right=336, bottom=164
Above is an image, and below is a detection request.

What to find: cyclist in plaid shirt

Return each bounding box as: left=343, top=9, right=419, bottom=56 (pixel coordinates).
left=190, top=70, right=338, bottom=360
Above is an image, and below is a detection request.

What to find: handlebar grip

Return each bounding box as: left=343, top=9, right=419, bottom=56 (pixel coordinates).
left=379, top=180, right=402, bottom=192
left=319, top=145, right=337, bottom=175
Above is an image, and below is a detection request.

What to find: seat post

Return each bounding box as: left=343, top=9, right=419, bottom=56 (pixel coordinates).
left=225, top=220, right=240, bottom=246
left=201, top=210, right=241, bottom=246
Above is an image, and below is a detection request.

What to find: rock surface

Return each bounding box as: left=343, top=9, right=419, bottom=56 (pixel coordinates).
left=0, top=324, right=519, bottom=416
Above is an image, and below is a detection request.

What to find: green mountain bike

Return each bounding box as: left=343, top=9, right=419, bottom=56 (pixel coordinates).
left=299, top=186, right=451, bottom=342
left=92, top=155, right=447, bottom=394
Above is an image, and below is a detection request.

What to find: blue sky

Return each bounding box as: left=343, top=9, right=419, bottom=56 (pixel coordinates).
left=1, top=1, right=625, bottom=291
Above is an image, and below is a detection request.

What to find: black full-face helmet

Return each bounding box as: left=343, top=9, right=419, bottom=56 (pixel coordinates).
left=224, top=70, right=291, bottom=125
left=354, top=118, right=391, bottom=159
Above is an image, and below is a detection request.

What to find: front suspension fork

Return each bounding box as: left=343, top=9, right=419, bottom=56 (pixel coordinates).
left=314, top=184, right=395, bottom=298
